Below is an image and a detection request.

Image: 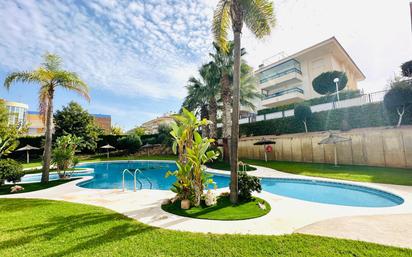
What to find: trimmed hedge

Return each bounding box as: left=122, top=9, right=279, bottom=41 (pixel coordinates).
left=257, top=90, right=361, bottom=115
left=241, top=102, right=411, bottom=137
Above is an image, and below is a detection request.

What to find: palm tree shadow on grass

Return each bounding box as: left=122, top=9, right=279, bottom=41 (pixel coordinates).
left=0, top=200, right=157, bottom=256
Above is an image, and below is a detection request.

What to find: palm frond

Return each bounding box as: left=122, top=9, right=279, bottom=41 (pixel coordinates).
left=54, top=71, right=90, bottom=101
left=3, top=71, right=41, bottom=89
left=212, top=0, right=232, bottom=52
left=241, top=0, right=276, bottom=38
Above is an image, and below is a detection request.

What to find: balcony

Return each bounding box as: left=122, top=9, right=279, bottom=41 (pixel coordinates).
left=258, top=59, right=303, bottom=90
left=261, top=87, right=305, bottom=107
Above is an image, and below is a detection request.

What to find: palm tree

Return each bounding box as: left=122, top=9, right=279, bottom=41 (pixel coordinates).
left=213, top=0, right=275, bottom=203
left=182, top=62, right=220, bottom=139
left=210, top=42, right=234, bottom=161
left=4, top=53, right=89, bottom=182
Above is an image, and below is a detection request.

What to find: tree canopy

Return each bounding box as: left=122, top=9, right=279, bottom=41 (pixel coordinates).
left=401, top=60, right=412, bottom=78
left=0, top=99, right=20, bottom=158
left=383, top=78, right=412, bottom=127
left=294, top=103, right=312, bottom=133
left=54, top=101, right=102, bottom=151
left=312, top=71, right=348, bottom=95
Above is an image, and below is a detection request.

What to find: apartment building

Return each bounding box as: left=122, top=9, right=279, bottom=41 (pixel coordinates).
left=255, top=37, right=365, bottom=109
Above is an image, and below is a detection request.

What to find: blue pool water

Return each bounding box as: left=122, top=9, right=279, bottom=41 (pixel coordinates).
left=25, top=161, right=403, bottom=208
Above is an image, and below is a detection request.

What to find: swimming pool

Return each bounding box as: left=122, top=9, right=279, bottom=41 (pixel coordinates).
left=28, top=161, right=404, bottom=208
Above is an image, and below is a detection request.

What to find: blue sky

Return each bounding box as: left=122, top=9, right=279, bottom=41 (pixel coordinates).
left=0, top=0, right=411, bottom=130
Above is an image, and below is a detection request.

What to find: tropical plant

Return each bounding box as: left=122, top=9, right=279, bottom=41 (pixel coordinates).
left=170, top=108, right=210, bottom=163
left=117, top=134, right=142, bottom=154
left=240, top=62, right=261, bottom=111
left=401, top=60, right=412, bottom=78
left=212, top=0, right=276, bottom=203
left=52, top=134, right=82, bottom=179
left=0, top=159, right=24, bottom=184
left=383, top=78, right=412, bottom=127
left=237, top=171, right=261, bottom=201
left=182, top=62, right=220, bottom=139
left=4, top=53, right=89, bottom=182
left=111, top=125, right=124, bottom=135
left=312, top=71, right=348, bottom=95
left=294, top=103, right=312, bottom=133
left=54, top=101, right=102, bottom=152
left=166, top=108, right=219, bottom=207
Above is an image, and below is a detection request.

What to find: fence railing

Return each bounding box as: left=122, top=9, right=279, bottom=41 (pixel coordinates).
left=236, top=90, right=388, bottom=125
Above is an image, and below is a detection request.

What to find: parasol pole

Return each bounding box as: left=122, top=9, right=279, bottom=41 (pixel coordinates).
left=334, top=144, right=337, bottom=167
left=264, top=144, right=267, bottom=162
left=26, top=150, right=29, bottom=164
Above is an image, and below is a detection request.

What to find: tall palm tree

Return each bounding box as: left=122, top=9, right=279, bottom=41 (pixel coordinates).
left=182, top=62, right=220, bottom=139
left=210, top=42, right=234, bottom=161
left=213, top=0, right=275, bottom=203
left=4, top=53, right=89, bottom=182
left=240, top=62, right=261, bottom=111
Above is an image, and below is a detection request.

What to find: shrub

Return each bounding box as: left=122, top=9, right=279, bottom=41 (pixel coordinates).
left=52, top=134, right=82, bottom=178
left=312, top=71, right=348, bottom=95
left=384, top=79, right=412, bottom=127
left=0, top=159, right=24, bottom=184
left=117, top=134, right=142, bottom=154
left=401, top=60, right=412, bottom=77
left=238, top=171, right=261, bottom=201
left=294, top=103, right=312, bottom=133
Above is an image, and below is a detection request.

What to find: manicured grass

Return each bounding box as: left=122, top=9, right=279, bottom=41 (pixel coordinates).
left=0, top=179, right=78, bottom=195
left=206, top=160, right=257, bottom=171
left=244, top=159, right=412, bottom=186
left=0, top=199, right=410, bottom=257
left=162, top=196, right=270, bottom=220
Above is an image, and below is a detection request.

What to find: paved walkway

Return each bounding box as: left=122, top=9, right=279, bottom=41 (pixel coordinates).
left=2, top=162, right=412, bottom=249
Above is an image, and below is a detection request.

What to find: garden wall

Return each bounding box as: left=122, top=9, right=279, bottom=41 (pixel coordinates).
left=238, top=126, right=412, bottom=168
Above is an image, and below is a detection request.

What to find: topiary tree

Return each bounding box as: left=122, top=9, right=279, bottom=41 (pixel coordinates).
left=294, top=103, right=312, bottom=133
left=384, top=79, right=412, bottom=127
left=312, top=71, right=348, bottom=96
left=401, top=60, right=412, bottom=78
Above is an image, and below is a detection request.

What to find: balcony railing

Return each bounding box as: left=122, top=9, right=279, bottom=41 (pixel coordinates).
left=263, top=87, right=304, bottom=100
left=260, top=68, right=302, bottom=84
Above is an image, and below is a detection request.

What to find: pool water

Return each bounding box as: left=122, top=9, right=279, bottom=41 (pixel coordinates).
left=30, top=161, right=403, bottom=208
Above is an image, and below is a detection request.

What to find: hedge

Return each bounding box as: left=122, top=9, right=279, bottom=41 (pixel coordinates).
left=257, top=90, right=361, bottom=115
left=10, top=133, right=163, bottom=160
left=241, top=102, right=411, bottom=137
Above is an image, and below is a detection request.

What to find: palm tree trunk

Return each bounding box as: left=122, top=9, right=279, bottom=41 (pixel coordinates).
left=230, top=0, right=243, bottom=204
left=221, top=74, right=231, bottom=162
left=208, top=96, right=218, bottom=140
left=200, top=105, right=209, bottom=138
left=41, top=93, right=54, bottom=183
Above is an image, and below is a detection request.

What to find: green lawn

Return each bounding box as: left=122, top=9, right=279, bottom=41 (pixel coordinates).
left=162, top=196, right=270, bottom=220
left=0, top=179, right=78, bottom=195
left=244, top=159, right=412, bottom=186
left=206, top=160, right=256, bottom=171
left=0, top=199, right=410, bottom=257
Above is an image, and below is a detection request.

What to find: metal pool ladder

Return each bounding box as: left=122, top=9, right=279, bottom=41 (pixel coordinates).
left=122, top=168, right=153, bottom=192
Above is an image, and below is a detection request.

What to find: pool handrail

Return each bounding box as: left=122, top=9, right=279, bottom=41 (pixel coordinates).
left=135, top=168, right=153, bottom=189
left=122, top=169, right=143, bottom=192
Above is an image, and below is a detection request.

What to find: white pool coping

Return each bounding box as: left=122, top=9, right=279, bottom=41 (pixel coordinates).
left=2, top=160, right=412, bottom=249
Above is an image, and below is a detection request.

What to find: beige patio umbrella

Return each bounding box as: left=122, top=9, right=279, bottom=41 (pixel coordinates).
left=16, top=144, right=40, bottom=164
left=100, top=144, right=115, bottom=158
left=318, top=133, right=351, bottom=167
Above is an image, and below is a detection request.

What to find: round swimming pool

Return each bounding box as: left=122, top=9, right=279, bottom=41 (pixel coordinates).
left=73, top=161, right=403, bottom=207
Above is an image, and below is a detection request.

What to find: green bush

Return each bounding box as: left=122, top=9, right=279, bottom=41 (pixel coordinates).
left=312, top=71, right=348, bottom=95
left=241, top=103, right=407, bottom=137
left=238, top=171, right=262, bottom=201
left=401, top=60, right=412, bottom=77
left=117, top=135, right=142, bottom=154
left=0, top=159, right=24, bottom=184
